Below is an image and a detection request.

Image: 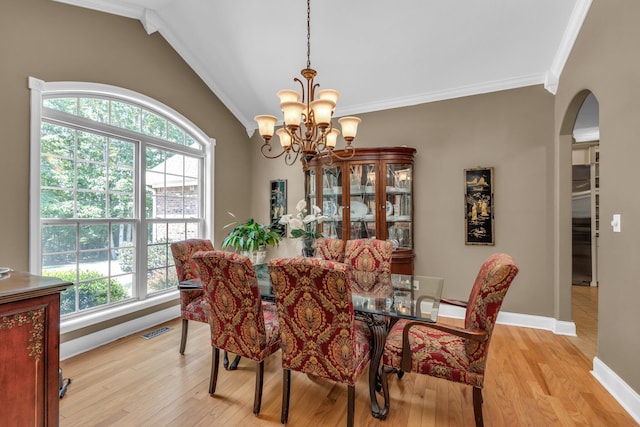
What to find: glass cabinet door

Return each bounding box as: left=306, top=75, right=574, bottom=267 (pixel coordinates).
left=385, top=162, right=412, bottom=250
left=321, top=165, right=342, bottom=239
left=349, top=162, right=377, bottom=240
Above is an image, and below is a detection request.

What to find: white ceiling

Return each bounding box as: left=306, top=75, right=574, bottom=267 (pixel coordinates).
left=54, top=0, right=592, bottom=136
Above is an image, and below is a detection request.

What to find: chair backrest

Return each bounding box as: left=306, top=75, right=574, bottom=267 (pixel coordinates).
left=343, top=239, right=393, bottom=295
left=170, top=239, right=214, bottom=282
left=192, top=250, right=272, bottom=361
left=316, top=237, right=346, bottom=263
left=268, top=257, right=360, bottom=384
left=464, top=253, right=519, bottom=370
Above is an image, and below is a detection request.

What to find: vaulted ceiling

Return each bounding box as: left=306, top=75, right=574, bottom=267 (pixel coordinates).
left=54, top=0, right=592, bottom=136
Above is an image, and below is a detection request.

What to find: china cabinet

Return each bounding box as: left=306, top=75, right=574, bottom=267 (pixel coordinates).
left=304, top=147, right=416, bottom=274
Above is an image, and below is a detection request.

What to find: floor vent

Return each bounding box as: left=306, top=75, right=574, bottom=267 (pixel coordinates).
left=141, top=326, right=171, bottom=339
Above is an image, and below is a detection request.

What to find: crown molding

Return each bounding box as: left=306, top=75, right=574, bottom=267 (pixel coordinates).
left=547, top=0, right=593, bottom=94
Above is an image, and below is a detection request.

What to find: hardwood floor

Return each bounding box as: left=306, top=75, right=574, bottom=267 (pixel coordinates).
left=568, top=284, right=598, bottom=361
left=59, top=316, right=637, bottom=426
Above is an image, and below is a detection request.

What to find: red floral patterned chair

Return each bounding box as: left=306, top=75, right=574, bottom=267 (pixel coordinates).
left=316, top=237, right=346, bottom=262
left=170, top=239, right=214, bottom=354
left=343, top=239, right=393, bottom=296
left=268, top=257, right=372, bottom=427
left=192, top=250, right=280, bottom=416
left=380, top=253, right=519, bottom=426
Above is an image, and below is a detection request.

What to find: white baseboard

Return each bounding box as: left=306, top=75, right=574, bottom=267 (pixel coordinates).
left=438, top=304, right=577, bottom=336
left=592, top=357, right=640, bottom=425
left=60, top=305, right=180, bottom=360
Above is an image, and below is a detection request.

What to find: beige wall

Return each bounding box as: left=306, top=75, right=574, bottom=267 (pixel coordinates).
left=0, top=0, right=253, bottom=337
left=556, top=0, right=640, bottom=393
left=252, top=86, right=557, bottom=317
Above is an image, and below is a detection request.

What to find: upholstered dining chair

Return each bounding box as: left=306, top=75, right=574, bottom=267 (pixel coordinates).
left=316, top=237, right=346, bottom=262
left=170, top=239, right=214, bottom=354
left=380, top=253, right=519, bottom=426
left=268, top=257, right=372, bottom=427
left=192, top=250, right=280, bottom=416
left=343, top=239, right=393, bottom=295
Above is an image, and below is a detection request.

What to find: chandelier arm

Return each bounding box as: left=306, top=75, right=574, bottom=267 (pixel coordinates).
left=285, top=150, right=299, bottom=166
left=327, top=145, right=357, bottom=161
left=260, top=142, right=290, bottom=160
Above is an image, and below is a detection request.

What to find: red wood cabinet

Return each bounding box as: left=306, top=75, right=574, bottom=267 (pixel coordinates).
left=0, top=272, right=71, bottom=427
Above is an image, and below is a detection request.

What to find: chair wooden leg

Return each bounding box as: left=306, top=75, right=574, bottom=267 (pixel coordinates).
left=253, top=360, right=265, bottom=416
left=209, top=348, right=220, bottom=395
left=281, top=369, right=291, bottom=424
left=229, top=354, right=242, bottom=370
left=179, top=319, right=188, bottom=354
left=472, top=386, right=484, bottom=427
left=347, top=384, right=355, bottom=427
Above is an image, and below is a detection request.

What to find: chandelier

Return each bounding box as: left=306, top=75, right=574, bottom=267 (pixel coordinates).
left=254, top=0, right=361, bottom=166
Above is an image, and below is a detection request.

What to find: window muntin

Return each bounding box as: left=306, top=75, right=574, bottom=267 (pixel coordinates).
left=32, top=82, right=212, bottom=318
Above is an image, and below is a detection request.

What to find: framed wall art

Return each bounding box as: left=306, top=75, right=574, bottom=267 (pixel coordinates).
left=270, top=179, right=287, bottom=237
left=464, top=167, right=494, bottom=245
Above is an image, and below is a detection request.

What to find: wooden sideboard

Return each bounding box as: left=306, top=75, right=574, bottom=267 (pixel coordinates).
left=0, top=271, right=71, bottom=427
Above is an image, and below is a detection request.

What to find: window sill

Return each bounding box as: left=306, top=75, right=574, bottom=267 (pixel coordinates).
left=60, top=290, right=179, bottom=335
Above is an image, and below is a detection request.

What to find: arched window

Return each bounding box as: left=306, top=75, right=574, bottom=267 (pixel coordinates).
left=29, top=78, right=214, bottom=318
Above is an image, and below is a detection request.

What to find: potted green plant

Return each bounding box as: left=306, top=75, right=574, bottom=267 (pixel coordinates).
left=222, top=214, right=282, bottom=264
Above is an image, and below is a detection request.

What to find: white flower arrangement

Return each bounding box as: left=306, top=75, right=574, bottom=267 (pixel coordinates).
left=278, top=199, right=327, bottom=241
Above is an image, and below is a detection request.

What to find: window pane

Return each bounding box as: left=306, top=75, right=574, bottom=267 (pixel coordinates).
left=167, top=122, right=185, bottom=144
left=114, top=247, right=134, bottom=274
left=78, top=278, right=109, bottom=311
left=109, top=139, right=135, bottom=168
left=168, top=223, right=186, bottom=242
left=41, top=156, right=75, bottom=188
left=142, top=110, right=167, bottom=139
left=41, top=189, right=74, bottom=218
left=42, top=253, right=76, bottom=270
left=148, top=223, right=168, bottom=244
left=79, top=224, right=109, bottom=251
left=77, top=191, right=106, bottom=218
left=42, top=224, right=76, bottom=253
left=79, top=97, right=109, bottom=123
left=79, top=250, right=109, bottom=273
left=77, top=161, right=106, bottom=190
left=111, top=276, right=133, bottom=301
left=78, top=131, right=107, bottom=162
left=147, top=244, right=167, bottom=269
left=146, top=147, right=165, bottom=170
left=41, top=123, right=75, bottom=158
left=60, top=285, right=78, bottom=315
left=186, top=222, right=199, bottom=239
left=185, top=188, right=199, bottom=217
left=147, top=267, right=169, bottom=293
left=109, top=194, right=134, bottom=219
left=111, top=101, right=141, bottom=131
left=109, top=167, right=134, bottom=192
left=44, top=98, right=77, bottom=115
left=166, top=153, right=184, bottom=176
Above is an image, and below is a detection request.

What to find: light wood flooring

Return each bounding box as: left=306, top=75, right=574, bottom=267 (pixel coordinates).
left=59, top=313, right=637, bottom=426
left=568, top=284, right=598, bottom=361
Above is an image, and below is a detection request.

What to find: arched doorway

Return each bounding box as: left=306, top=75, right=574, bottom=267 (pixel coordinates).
left=564, top=90, right=600, bottom=361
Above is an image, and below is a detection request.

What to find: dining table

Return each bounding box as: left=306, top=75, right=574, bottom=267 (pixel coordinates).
left=181, top=263, right=444, bottom=419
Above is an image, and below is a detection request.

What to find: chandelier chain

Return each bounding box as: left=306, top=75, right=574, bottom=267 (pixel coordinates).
left=306, top=0, right=311, bottom=69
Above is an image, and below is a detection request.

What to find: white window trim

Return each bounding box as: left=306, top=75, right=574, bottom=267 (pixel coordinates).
left=29, top=77, right=216, bottom=328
